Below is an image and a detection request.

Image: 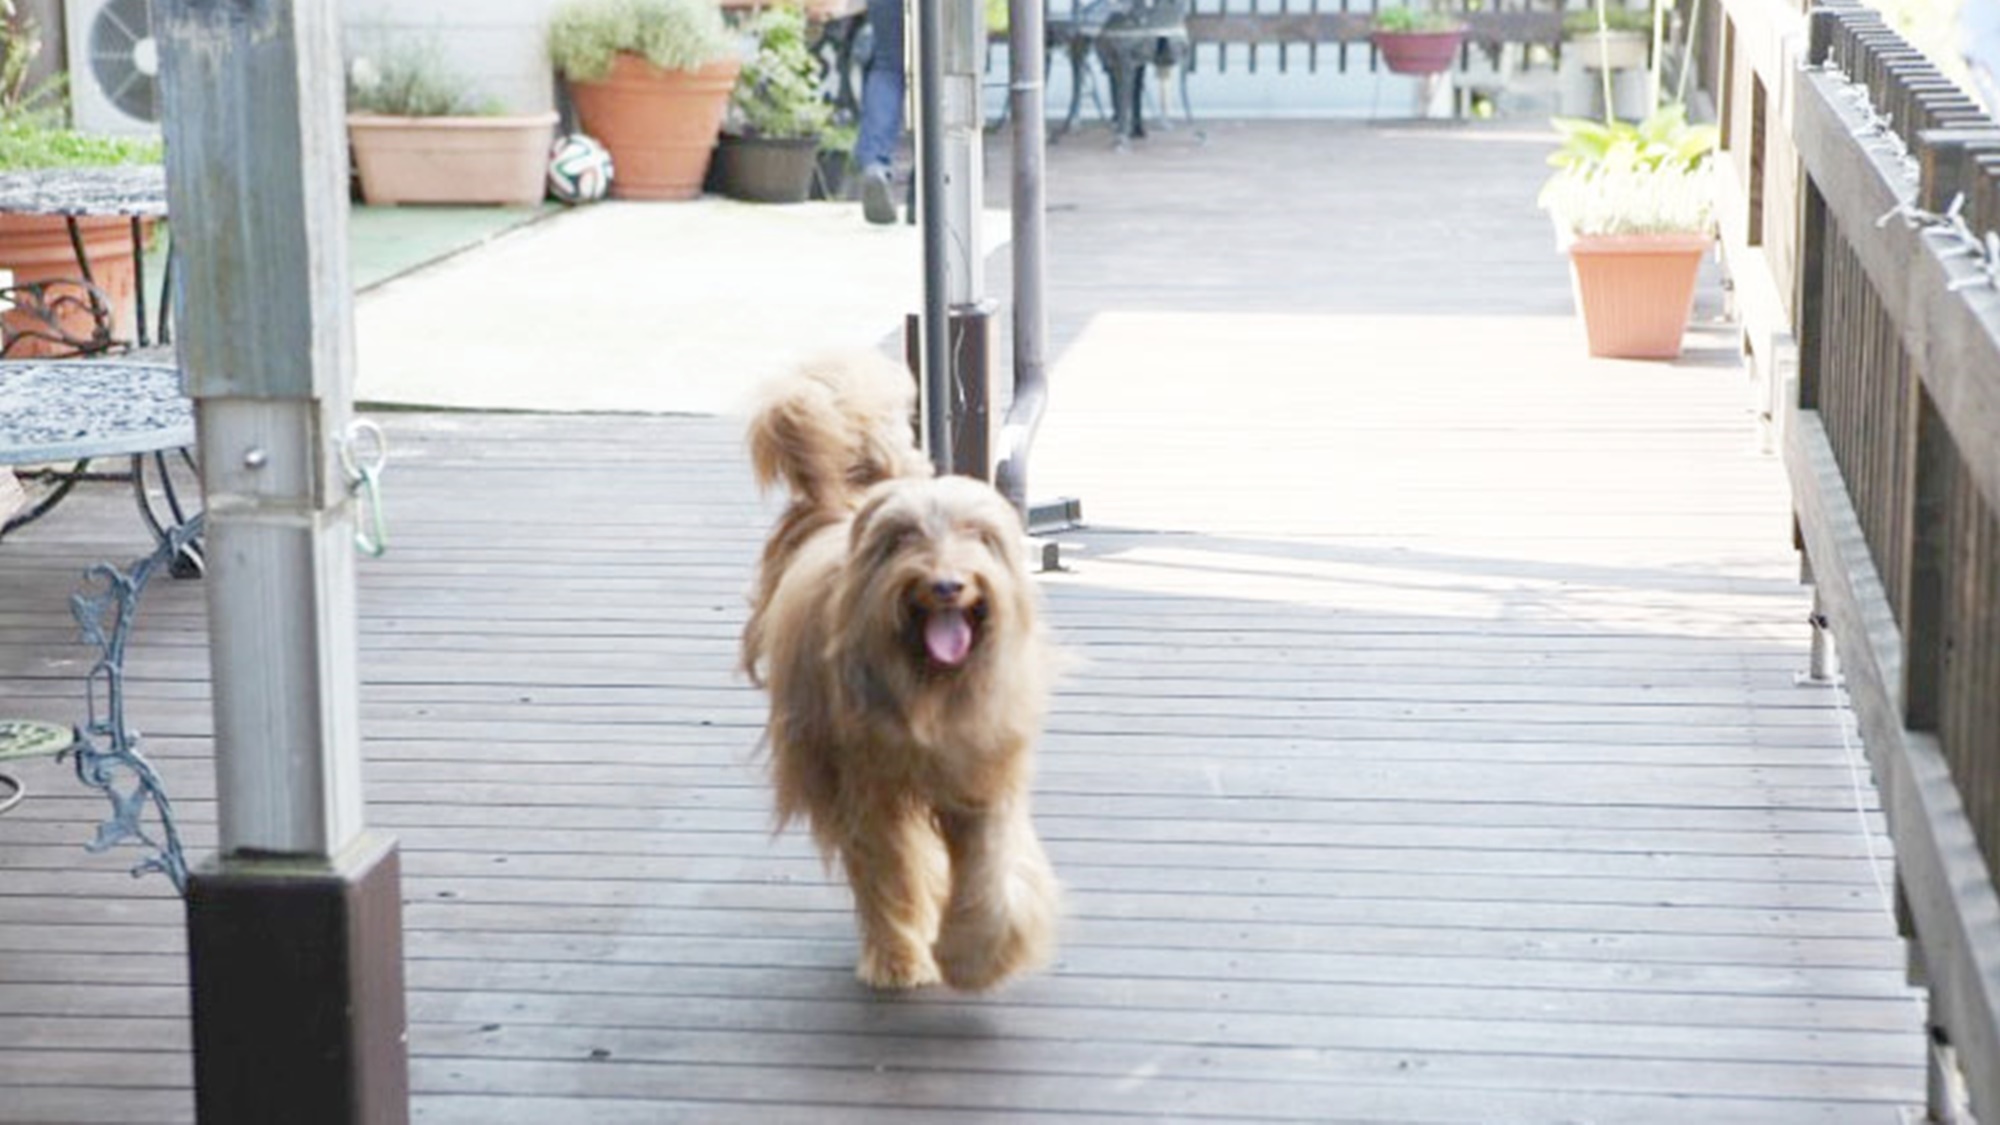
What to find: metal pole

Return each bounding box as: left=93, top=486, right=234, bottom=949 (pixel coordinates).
left=998, top=0, right=1049, bottom=516
left=916, top=0, right=953, bottom=473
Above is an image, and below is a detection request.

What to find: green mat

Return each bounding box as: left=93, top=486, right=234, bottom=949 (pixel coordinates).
left=348, top=203, right=558, bottom=291
left=139, top=202, right=557, bottom=306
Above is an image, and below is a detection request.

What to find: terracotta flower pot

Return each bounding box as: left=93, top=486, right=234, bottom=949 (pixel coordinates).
left=1566, top=232, right=1711, bottom=359
left=348, top=112, right=560, bottom=206
left=1370, top=28, right=1467, bottom=76
left=0, top=212, right=149, bottom=357
left=566, top=52, right=743, bottom=201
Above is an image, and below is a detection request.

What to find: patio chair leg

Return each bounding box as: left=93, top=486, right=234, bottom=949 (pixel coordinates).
left=2, top=459, right=91, bottom=539
left=1799, top=588, right=1836, bottom=686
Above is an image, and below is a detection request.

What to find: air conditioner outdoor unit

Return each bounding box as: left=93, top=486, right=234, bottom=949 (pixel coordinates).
left=63, top=0, right=160, bottom=136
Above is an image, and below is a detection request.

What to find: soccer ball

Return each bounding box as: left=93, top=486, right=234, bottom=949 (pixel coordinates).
left=547, top=133, right=614, bottom=204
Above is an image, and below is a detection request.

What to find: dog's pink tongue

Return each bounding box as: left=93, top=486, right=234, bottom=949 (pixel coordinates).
left=924, top=609, right=974, bottom=666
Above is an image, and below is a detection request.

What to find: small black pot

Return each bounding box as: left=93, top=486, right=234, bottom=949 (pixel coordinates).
left=712, top=135, right=820, bottom=204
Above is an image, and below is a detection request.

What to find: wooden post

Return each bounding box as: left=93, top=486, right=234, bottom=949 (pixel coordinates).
left=153, top=2, right=408, bottom=1121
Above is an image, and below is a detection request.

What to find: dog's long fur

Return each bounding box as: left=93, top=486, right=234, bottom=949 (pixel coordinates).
left=741, top=353, right=1060, bottom=991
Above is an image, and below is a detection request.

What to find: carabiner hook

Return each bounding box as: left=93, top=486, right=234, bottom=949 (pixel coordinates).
left=337, top=418, right=390, bottom=558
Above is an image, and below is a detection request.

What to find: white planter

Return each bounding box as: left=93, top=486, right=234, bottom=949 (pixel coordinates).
left=348, top=111, right=559, bottom=206
left=1558, top=33, right=1652, bottom=119
left=1571, top=29, right=1649, bottom=72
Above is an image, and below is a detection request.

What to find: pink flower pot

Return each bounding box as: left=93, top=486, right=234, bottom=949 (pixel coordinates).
left=1370, top=28, right=1467, bottom=76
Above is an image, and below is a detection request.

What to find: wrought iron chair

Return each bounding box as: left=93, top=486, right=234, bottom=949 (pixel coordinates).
left=1082, top=0, right=1191, bottom=141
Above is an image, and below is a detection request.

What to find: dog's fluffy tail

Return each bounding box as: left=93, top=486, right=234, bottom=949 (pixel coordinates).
left=746, top=352, right=930, bottom=511
left=743, top=353, right=930, bottom=688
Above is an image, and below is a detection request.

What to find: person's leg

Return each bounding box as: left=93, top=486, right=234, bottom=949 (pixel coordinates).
left=857, top=0, right=905, bottom=223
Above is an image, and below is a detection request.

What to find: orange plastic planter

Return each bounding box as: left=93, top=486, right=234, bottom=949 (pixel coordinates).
left=1566, top=232, right=1711, bottom=359
left=567, top=53, right=742, bottom=201
left=0, top=212, right=148, bottom=357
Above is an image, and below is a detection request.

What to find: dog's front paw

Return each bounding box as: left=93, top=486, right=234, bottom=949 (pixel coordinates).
left=857, top=943, right=942, bottom=990
left=934, top=864, right=1059, bottom=992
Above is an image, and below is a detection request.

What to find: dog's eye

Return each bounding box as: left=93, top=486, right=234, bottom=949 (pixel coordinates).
left=964, top=523, right=1010, bottom=557
left=862, top=521, right=922, bottom=558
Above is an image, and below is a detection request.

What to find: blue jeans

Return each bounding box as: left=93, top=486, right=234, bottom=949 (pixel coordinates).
left=857, top=0, right=904, bottom=170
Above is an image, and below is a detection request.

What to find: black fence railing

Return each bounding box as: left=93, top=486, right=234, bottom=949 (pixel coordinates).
left=1709, top=0, right=2000, bottom=1118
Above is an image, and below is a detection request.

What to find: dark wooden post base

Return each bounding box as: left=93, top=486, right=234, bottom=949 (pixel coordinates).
left=186, top=831, right=409, bottom=1125
left=905, top=301, right=996, bottom=481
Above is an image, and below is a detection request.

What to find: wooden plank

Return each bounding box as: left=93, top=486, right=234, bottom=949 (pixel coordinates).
left=390, top=1023, right=1923, bottom=1101
left=0, top=814, right=1899, bottom=863
left=1187, top=10, right=1370, bottom=43
left=0, top=1089, right=193, bottom=1125
left=400, top=1056, right=1903, bottom=1124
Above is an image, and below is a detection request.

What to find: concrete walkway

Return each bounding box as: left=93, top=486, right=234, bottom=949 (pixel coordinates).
left=353, top=198, right=1007, bottom=417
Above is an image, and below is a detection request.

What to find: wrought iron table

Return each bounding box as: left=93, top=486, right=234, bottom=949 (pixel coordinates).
left=0, top=165, right=170, bottom=357
left=0, top=359, right=200, bottom=889
left=0, top=719, right=72, bottom=816
left=0, top=359, right=200, bottom=568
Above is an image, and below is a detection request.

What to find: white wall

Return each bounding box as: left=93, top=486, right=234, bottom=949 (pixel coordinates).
left=342, top=0, right=564, bottom=116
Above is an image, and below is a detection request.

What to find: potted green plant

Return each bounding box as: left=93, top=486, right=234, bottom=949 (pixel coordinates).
left=0, top=0, right=163, bottom=357
left=1369, top=2, right=1467, bottom=77
left=713, top=6, right=836, bottom=204
left=1537, top=102, right=1720, bottom=358
left=346, top=40, right=559, bottom=207
left=548, top=0, right=745, bottom=201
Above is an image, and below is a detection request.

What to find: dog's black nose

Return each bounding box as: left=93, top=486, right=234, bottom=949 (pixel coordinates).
left=931, top=579, right=965, bottom=602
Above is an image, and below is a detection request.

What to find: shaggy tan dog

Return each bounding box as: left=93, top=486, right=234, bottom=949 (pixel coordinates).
left=740, top=354, right=1060, bottom=992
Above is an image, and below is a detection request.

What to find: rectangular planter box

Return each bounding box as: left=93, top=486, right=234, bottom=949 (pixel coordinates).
left=348, top=112, right=559, bottom=206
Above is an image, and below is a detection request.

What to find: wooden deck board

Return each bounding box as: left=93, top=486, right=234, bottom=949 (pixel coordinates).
left=0, top=121, right=1926, bottom=1121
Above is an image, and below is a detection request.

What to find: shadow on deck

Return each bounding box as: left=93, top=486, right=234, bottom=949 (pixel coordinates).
left=0, top=120, right=1924, bottom=1123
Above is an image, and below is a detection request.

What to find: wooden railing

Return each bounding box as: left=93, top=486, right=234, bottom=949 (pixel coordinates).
left=1706, top=0, right=2000, bottom=1118
left=1183, top=0, right=1565, bottom=77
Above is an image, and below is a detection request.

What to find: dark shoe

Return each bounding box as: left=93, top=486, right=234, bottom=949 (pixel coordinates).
left=861, top=165, right=897, bottom=225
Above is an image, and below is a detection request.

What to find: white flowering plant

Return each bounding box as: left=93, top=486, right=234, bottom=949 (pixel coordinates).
left=1537, top=103, right=1720, bottom=239
left=346, top=42, right=505, bottom=118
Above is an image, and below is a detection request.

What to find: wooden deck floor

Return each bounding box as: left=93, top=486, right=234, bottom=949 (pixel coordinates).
left=0, top=121, right=1926, bottom=1122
